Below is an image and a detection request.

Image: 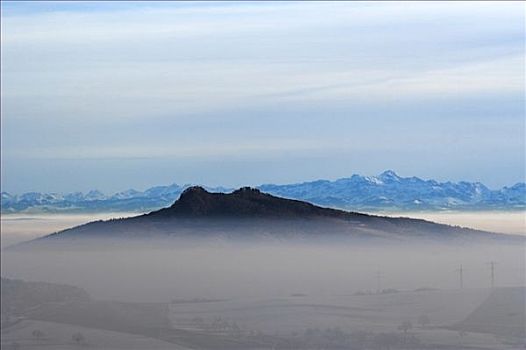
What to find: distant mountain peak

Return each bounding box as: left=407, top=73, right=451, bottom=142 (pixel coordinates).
left=2, top=172, right=525, bottom=214
left=378, top=170, right=401, bottom=181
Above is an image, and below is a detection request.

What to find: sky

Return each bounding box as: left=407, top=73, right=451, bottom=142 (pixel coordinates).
left=1, top=1, right=524, bottom=194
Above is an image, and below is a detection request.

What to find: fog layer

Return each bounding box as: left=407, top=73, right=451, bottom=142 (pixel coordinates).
left=2, top=241, right=524, bottom=302
left=2, top=213, right=525, bottom=349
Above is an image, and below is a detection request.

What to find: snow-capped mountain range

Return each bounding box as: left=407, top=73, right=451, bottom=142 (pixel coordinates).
left=1, top=171, right=524, bottom=213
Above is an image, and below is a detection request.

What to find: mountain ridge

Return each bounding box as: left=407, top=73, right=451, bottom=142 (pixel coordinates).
left=2, top=171, right=524, bottom=213
left=15, top=186, right=520, bottom=249
left=153, top=186, right=357, bottom=219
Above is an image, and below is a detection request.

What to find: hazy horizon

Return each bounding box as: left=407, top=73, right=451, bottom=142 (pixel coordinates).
left=2, top=169, right=525, bottom=196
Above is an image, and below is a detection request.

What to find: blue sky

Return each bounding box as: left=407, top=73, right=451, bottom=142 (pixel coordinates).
left=1, top=1, right=524, bottom=193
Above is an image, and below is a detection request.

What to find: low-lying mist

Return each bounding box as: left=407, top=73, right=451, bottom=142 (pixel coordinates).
left=2, top=213, right=525, bottom=349
left=0, top=213, right=140, bottom=246
left=378, top=211, right=526, bottom=236
left=2, top=240, right=524, bottom=302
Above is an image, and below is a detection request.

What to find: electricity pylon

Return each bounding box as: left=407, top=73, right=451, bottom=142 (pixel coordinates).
left=455, top=264, right=464, bottom=289
left=376, top=270, right=384, bottom=293
left=487, top=261, right=497, bottom=288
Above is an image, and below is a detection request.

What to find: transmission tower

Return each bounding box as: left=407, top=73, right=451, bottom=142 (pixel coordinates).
left=487, top=261, right=497, bottom=288
left=376, top=270, right=384, bottom=293
left=455, top=264, right=464, bottom=289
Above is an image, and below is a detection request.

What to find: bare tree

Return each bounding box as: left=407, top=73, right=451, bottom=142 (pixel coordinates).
left=398, top=320, right=412, bottom=344
left=458, top=330, right=467, bottom=345
left=192, top=316, right=205, bottom=330
left=228, top=321, right=243, bottom=338
left=211, top=316, right=223, bottom=333
left=32, top=329, right=44, bottom=340
left=397, top=321, right=412, bottom=334
left=72, top=332, right=85, bottom=345
left=417, top=314, right=430, bottom=328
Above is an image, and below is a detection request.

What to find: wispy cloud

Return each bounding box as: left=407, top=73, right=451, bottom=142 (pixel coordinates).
left=1, top=1, right=524, bottom=192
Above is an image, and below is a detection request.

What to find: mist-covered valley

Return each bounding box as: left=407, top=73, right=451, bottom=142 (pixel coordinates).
left=2, top=237, right=525, bottom=301
left=1, top=209, right=525, bottom=349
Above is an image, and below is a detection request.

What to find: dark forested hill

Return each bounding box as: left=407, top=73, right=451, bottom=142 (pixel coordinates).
left=15, top=187, right=515, bottom=248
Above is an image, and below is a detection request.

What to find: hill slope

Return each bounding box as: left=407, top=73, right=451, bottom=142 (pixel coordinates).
left=454, top=287, right=525, bottom=338
left=17, top=187, right=514, bottom=247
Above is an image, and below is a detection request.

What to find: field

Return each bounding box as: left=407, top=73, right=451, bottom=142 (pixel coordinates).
left=2, top=286, right=524, bottom=349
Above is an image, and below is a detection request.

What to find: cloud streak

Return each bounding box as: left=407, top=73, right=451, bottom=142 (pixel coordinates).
left=1, top=1, right=524, bottom=192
